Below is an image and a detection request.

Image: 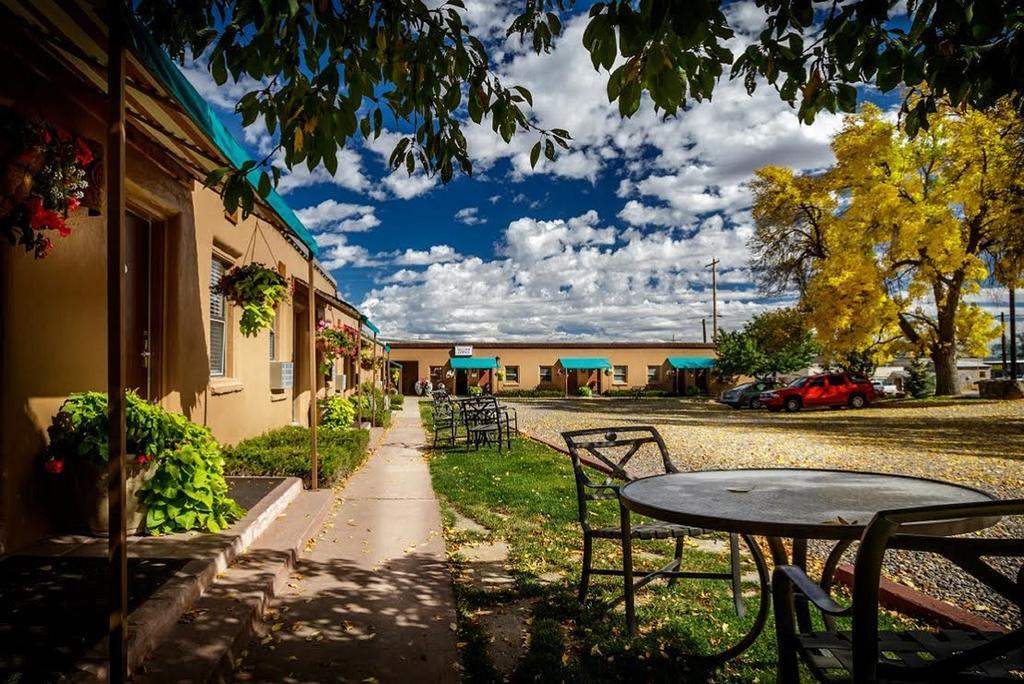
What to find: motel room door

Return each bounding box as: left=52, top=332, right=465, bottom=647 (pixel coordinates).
left=400, top=361, right=419, bottom=395
left=566, top=371, right=580, bottom=395
left=455, top=370, right=469, bottom=395
left=126, top=212, right=156, bottom=399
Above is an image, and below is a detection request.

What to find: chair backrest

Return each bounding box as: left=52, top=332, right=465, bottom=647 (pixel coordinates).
left=460, top=396, right=499, bottom=428
left=848, top=499, right=1024, bottom=682
left=432, top=394, right=455, bottom=422
left=560, top=426, right=677, bottom=531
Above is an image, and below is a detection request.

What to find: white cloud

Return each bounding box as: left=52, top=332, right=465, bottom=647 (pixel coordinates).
left=392, top=245, right=463, bottom=266
left=361, top=211, right=773, bottom=340
left=455, top=207, right=487, bottom=225
left=314, top=233, right=381, bottom=269
left=295, top=199, right=380, bottom=233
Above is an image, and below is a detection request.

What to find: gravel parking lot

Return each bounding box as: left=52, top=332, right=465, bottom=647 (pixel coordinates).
left=506, top=396, right=1024, bottom=624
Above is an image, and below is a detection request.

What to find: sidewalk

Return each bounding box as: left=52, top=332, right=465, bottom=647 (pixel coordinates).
left=238, top=402, right=459, bottom=683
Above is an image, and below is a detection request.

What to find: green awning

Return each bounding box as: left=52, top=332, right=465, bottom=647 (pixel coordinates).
left=559, top=357, right=613, bottom=370
left=667, top=357, right=716, bottom=370
left=125, top=14, right=319, bottom=257
left=449, top=356, right=499, bottom=370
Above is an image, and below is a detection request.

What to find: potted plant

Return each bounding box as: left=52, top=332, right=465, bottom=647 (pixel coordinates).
left=43, top=392, right=244, bottom=536
left=214, top=262, right=289, bottom=337
left=44, top=392, right=160, bottom=535
left=1, top=111, right=94, bottom=259
left=316, top=320, right=358, bottom=374
left=360, top=347, right=382, bottom=371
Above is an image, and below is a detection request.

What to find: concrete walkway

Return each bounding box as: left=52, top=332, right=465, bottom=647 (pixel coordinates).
left=238, top=402, right=459, bottom=683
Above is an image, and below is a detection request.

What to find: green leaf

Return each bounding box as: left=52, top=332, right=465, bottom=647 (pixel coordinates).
left=530, top=141, right=541, bottom=168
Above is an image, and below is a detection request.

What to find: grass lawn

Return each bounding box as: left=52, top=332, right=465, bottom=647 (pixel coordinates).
left=420, top=402, right=917, bottom=682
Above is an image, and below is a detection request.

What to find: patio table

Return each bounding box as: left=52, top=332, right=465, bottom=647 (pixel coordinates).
left=617, top=468, right=998, bottom=660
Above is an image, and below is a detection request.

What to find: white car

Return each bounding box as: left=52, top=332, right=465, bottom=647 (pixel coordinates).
left=872, top=381, right=899, bottom=397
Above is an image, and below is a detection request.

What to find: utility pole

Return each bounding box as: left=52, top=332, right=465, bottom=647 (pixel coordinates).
left=1011, top=287, right=1019, bottom=379
left=705, top=258, right=719, bottom=343
left=1001, top=312, right=1008, bottom=375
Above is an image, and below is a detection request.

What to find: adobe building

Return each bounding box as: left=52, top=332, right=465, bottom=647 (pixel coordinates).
left=388, top=341, right=723, bottom=396
left=0, top=4, right=387, bottom=552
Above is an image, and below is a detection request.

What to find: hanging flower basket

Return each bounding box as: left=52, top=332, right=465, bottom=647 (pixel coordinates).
left=214, top=262, right=289, bottom=337
left=360, top=347, right=384, bottom=371
left=316, top=320, right=358, bottom=375
left=0, top=110, right=95, bottom=259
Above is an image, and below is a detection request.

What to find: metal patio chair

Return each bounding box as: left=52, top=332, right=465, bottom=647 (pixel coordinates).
left=773, top=499, right=1024, bottom=683
left=431, top=393, right=460, bottom=448
left=560, top=426, right=746, bottom=612
left=461, top=396, right=510, bottom=452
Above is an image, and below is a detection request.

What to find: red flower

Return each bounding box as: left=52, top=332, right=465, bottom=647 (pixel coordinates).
left=56, top=127, right=71, bottom=142
left=134, top=454, right=148, bottom=465
left=74, top=139, right=93, bottom=166
left=41, top=129, right=52, bottom=144
left=35, top=236, right=53, bottom=259
left=44, top=458, right=64, bottom=475
left=67, top=196, right=80, bottom=212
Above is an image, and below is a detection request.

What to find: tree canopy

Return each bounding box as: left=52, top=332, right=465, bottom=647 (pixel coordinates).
left=749, top=100, right=1024, bottom=395
left=135, top=0, right=1024, bottom=216
left=715, top=307, right=818, bottom=379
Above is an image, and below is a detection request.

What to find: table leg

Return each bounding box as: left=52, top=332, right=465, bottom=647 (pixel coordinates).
left=620, top=500, right=636, bottom=636
left=791, top=539, right=813, bottom=633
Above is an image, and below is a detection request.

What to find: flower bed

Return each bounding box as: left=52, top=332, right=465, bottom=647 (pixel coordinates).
left=223, top=426, right=369, bottom=488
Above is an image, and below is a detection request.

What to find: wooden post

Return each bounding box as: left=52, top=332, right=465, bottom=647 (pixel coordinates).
left=307, top=257, right=318, bottom=490
left=106, top=5, right=128, bottom=681
left=1002, top=312, right=1008, bottom=374
left=355, top=326, right=363, bottom=425
left=1011, top=287, right=1018, bottom=380
left=370, top=332, right=378, bottom=423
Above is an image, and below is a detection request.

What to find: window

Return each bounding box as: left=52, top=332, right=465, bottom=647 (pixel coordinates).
left=430, top=366, right=444, bottom=382
left=827, top=373, right=846, bottom=386
left=809, top=376, right=825, bottom=387
left=505, top=366, right=520, bottom=383
left=209, top=257, right=228, bottom=376
left=647, top=365, right=659, bottom=383
left=539, top=365, right=553, bottom=383
left=268, top=310, right=277, bottom=360
left=613, top=365, right=628, bottom=383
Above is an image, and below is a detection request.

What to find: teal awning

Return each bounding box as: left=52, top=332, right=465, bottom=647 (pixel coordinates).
left=363, top=319, right=381, bottom=335
left=667, top=357, right=716, bottom=370
left=125, top=14, right=319, bottom=256
left=559, top=357, right=613, bottom=370
left=449, top=356, right=499, bottom=370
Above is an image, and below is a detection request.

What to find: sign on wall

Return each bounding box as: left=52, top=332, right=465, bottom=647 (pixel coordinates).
left=454, top=345, right=473, bottom=357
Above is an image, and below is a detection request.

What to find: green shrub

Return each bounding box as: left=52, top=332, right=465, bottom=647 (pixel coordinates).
left=319, top=395, right=355, bottom=429
left=45, top=391, right=243, bottom=535
left=223, top=426, right=369, bottom=487
left=577, top=386, right=593, bottom=397
left=605, top=389, right=670, bottom=398
left=468, top=385, right=484, bottom=396
left=905, top=358, right=936, bottom=398
left=352, top=384, right=392, bottom=427
left=388, top=392, right=405, bottom=408
left=685, top=385, right=700, bottom=397
left=494, top=389, right=564, bottom=398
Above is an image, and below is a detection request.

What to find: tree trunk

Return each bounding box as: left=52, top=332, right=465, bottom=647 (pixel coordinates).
left=932, top=344, right=959, bottom=396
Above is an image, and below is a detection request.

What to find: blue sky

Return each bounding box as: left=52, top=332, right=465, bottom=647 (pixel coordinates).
left=182, top=1, right=1018, bottom=344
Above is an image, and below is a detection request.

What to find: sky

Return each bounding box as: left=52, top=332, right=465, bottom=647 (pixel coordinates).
left=179, top=1, right=938, bottom=343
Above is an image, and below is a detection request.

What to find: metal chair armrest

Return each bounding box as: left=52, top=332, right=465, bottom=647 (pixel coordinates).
left=773, top=565, right=852, bottom=617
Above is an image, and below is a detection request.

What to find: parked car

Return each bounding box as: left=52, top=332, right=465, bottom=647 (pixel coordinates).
left=719, top=380, right=782, bottom=409
left=760, top=372, right=876, bottom=412
left=872, top=380, right=900, bottom=397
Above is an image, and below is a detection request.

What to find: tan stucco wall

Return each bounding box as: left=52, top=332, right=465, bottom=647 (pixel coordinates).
left=388, top=343, right=725, bottom=395
left=0, top=63, right=351, bottom=552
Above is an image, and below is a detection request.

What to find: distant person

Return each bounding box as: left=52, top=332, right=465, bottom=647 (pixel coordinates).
left=414, top=379, right=423, bottom=396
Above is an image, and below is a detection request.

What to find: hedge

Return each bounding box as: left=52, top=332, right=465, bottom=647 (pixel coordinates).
left=223, top=426, right=369, bottom=487
left=605, top=389, right=671, bottom=398
left=494, top=389, right=564, bottom=398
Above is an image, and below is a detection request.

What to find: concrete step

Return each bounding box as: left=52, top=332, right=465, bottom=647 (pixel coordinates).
left=136, top=488, right=335, bottom=683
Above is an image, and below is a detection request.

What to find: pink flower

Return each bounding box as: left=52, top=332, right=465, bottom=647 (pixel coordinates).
left=56, top=127, right=71, bottom=142
left=66, top=196, right=80, bottom=212
left=134, top=454, right=148, bottom=465
left=74, top=138, right=93, bottom=166
left=44, top=458, right=64, bottom=474
left=34, top=236, right=53, bottom=259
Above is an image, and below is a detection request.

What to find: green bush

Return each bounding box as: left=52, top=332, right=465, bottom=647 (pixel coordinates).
left=45, top=391, right=243, bottom=535
left=352, top=384, right=392, bottom=427
left=223, top=426, right=369, bottom=487
left=577, top=386, right=593, bottom=397
left=905, top=358, right=936, bottom=398
left=494, top=389, right=564, bottom=398
left=319, top=395, right=355, bottom=429
left=388, top=392, right=405, bottom=408
left=468, top=385, right=484, bottom=396
left=605, top=389, right=670, bottom=397
left=685, top=386, right=700, bottom=397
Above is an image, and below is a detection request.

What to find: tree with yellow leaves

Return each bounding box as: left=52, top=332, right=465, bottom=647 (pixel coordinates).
left=749, top=100, right=1024, bottom=395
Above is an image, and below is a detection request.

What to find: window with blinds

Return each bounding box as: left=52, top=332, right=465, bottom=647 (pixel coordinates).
left=210, top=257, right=227, bottom=376
left=268, top=317, right=276, bottom=360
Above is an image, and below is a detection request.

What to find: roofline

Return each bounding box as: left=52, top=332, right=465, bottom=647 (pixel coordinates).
left=385, top=340, right=715, bottom=350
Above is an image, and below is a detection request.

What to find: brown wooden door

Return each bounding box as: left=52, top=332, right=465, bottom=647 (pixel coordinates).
left=126, top=212, right=151, bottom=399
left=400, top=361, right=419, bottom=395
left=566, top=370, right=579, bottom=395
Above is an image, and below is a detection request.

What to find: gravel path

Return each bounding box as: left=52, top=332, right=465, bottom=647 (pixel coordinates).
left=506, top=397, right=1024, bottom=626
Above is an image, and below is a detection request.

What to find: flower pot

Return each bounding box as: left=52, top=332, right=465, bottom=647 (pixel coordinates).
left=73, top=457, right=159, bottom=536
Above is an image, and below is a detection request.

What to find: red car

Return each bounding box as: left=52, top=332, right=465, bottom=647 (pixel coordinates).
left=759, top=372, right=876, bottom=412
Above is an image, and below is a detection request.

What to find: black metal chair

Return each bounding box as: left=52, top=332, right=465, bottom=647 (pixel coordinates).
left=774, top=499, right=1024, bottom=683
left=461, top=396, right=510, bottom=452
left=561, top=426, right=747, bottom=613
left=430, top=394, right=459, bottom=448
